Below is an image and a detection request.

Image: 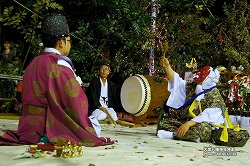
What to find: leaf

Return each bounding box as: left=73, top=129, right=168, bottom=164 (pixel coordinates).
left=105, top=145, right=115, bottom=150
left=236, top=150, right=246, bottom=153
left=135, top=152, right=144, bottom=153
left=133, top=146, right=138, bottom=149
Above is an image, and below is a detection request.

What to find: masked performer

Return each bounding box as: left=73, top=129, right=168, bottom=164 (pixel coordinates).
left=157, top=56, right=249, bottom=146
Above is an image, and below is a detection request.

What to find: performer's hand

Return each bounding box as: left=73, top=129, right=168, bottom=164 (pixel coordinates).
left=176, top=121, right=198, bottom=137
left=160, top=56, right=170, bottom=69
left=160, top=56, right=175, bottom=82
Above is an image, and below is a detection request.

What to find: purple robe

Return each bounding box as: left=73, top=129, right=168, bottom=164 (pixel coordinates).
left=0, top=53, right=114, bottom=146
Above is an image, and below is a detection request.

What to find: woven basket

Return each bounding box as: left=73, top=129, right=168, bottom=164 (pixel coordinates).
left=212, top=128, right=249, bottom=147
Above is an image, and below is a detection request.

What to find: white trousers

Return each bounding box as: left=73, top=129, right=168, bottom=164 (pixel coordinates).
left=89, top=115, right=102, bottom=137
left=91, top=108, right=118, bottom=121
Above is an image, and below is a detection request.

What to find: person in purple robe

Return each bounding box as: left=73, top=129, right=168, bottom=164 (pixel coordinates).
left=0, top=12, right=114, bottom=147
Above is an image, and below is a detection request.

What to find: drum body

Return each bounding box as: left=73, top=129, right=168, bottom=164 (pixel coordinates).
left=120, top=75, right=169, bottom=120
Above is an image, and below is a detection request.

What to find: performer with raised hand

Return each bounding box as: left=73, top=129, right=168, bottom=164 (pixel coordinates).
left=157, top=55, right=249, bottom=147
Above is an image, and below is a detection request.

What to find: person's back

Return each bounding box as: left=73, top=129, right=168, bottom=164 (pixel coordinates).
left=19, top=53, right=67, bottom=143
left=22, top=54, right=57, bottom=106
left=0, top=12, right=114, bottom=147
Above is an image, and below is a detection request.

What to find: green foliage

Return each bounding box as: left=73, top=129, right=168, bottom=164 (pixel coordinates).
left=160, top=0, right=216, bottom=13
left=222, top=0, right=250, bottom=72
left=156, top=0, right=250, bottom=74
left=0, top=0, right=63, bottom=63
left=0, top=6, right=27, bottom=28
left=68, top=0, right=153, bottom=81
left=1, top=0, right=249, bottom=81
left=0, top=0, right=62, bottom=41
left=156, top=0, right=217, bottom=72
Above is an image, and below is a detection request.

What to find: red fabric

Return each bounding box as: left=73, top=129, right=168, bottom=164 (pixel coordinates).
left=17, top=81, right=23, bottom=92
left=0, top=53, right=114, bottom=146
left=193, top=66, right=211, bottom=84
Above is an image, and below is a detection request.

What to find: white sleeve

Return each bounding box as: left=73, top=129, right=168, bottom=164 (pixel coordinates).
left=58, top=58, right=74, bottom=71
left=58, top=59, right=83, bottom=86
left=195, top=85, right=204, bottom=101
left=166, top=72, right=187, bottom=109
left=191, top=108, right=224, bottom=124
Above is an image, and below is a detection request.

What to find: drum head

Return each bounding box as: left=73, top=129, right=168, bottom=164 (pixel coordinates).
left=120, top=75, right=151, bottom=117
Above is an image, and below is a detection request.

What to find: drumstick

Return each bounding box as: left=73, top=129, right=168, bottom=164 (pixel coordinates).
left=116, top=120, right=135, bottom=127
left=105, top=110, right=117, bottom=125
left=162, top=40, right=169, bottom=57
left=99, top=107, right=116, bottom=124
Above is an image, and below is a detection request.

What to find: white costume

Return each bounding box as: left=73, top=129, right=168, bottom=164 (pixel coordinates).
left=91, top=78, right=118, bottom=121
left=158, top=68, right=224, bottom=139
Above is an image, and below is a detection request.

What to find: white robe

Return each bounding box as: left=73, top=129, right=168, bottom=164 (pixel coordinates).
left=166, top=72, right=224, bottom=124
left=158, top=72, right=224, bottom=140
left=91, top=78, right=118, bottom=121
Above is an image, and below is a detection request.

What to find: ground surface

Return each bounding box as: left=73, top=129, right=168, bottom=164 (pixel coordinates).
left=0, top=119, right=249, bottom=166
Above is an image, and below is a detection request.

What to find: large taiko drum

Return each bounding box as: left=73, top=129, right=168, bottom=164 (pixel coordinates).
left=120, top=75, right=170, bottom=122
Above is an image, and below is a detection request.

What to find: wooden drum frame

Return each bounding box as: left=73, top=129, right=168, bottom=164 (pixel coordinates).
left=120, top=74, right=169, bottom=125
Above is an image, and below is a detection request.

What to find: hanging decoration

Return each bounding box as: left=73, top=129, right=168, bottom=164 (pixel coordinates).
left=148, top=0, right=157, bottom=76
left=226, top=74, right=250, bottom=116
